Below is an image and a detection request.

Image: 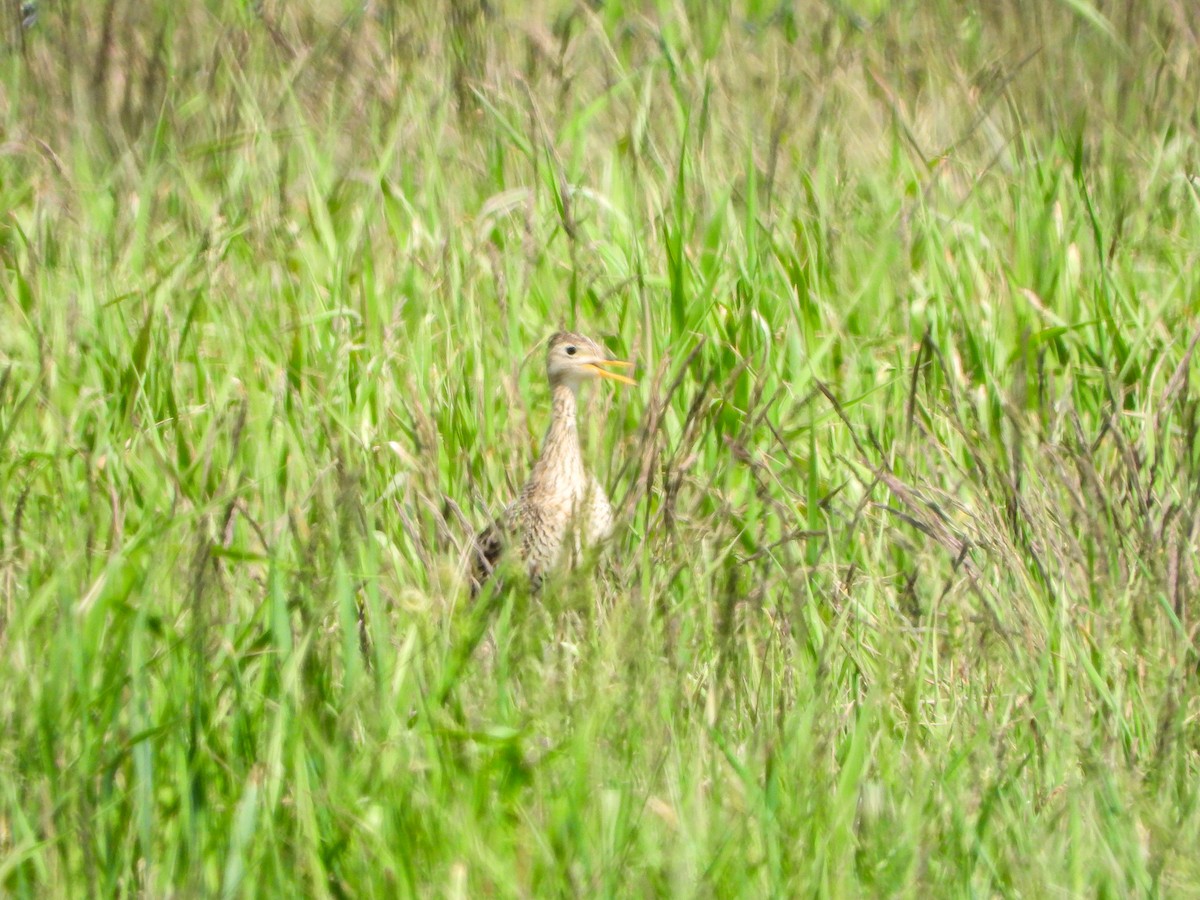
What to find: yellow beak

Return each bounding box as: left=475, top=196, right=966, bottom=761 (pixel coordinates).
left=585, top=359, right=636, bottom=385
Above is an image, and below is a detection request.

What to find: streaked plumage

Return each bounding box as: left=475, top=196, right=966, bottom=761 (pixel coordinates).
left=470, top=332, right=634, bottom=593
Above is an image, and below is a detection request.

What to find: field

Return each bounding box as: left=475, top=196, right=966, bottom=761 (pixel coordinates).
left=2, top=0, right=1199, bottom=895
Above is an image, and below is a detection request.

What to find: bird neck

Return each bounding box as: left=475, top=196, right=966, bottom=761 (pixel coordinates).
left=536, top=382, right=584, bottom=475
left=549, top=382, right=578, bottom=424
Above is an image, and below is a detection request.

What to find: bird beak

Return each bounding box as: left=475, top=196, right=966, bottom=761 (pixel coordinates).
left=585, top=359, right=636, bottom=385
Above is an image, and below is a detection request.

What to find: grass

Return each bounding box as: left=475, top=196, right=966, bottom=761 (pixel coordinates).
left=1, top=0, right=1199, bottom=895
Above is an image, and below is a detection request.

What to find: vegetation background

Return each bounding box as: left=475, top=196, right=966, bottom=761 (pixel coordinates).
left=1, top=0, right=1198, bottom=895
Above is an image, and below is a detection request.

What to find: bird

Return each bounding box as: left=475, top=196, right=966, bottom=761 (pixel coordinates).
left=469, top=331, right=635, bottom=594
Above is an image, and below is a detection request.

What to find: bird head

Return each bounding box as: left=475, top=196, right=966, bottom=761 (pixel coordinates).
left=545, top=331, right=635, bottom=391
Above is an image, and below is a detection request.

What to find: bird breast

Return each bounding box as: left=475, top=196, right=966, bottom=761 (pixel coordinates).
left=511, top=474, right=614, bottom=580
left=584, top=476, right=615, bottom=544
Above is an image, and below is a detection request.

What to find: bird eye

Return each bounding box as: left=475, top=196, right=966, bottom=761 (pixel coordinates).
left=565, top=346, right=576, bottom=356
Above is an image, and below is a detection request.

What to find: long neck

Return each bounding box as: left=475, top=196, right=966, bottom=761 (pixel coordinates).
left=534, top=382, right=585, bottom=478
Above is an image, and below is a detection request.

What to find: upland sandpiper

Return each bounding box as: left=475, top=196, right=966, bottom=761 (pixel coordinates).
left=470, top=331, right=635, bottom=593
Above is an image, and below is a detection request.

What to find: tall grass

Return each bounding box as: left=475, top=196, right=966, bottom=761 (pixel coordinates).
left=1, top=0, right=1198, bottom=895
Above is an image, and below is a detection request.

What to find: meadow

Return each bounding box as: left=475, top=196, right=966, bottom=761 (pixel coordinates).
left=1, top=0, right=1199, bottom=895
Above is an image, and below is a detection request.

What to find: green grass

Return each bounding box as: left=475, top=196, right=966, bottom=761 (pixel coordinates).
left=2, top=0, right=1199, bottom=895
